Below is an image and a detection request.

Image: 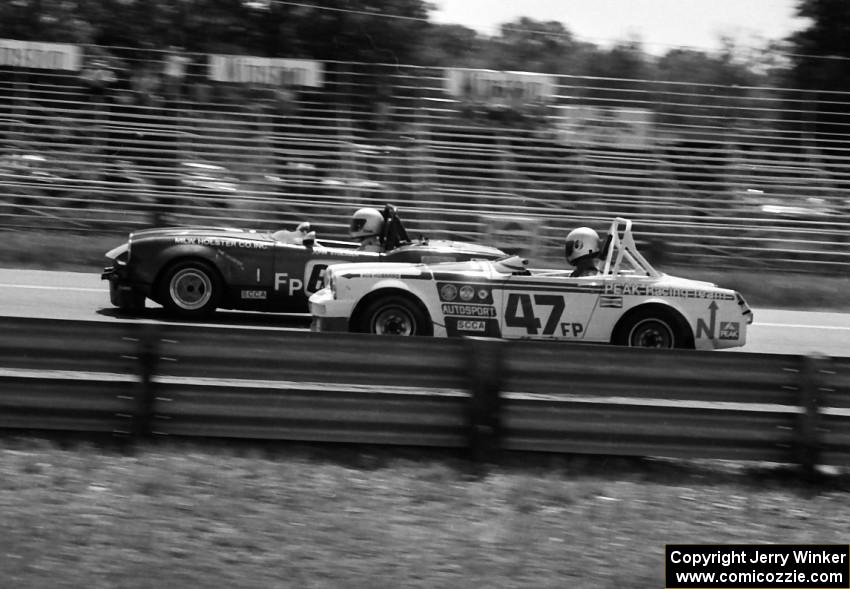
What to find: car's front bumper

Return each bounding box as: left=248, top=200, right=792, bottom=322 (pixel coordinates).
left=102, top=264, right=146, bottom=309
left=309, top=289, right=353, bottom=332
left=310, top=316, right=351, bottom=333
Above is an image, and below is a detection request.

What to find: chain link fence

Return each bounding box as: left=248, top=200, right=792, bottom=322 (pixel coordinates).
left=1, top=43, right=848, bottom=271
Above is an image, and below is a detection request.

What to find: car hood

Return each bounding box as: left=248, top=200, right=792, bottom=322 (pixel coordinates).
left=103, top=226, right=277, bottom=260
left=395, top=240, right=506, bottom=258
left=648, top=272, right=735, bottom=294
left=329, top=258, right=494, bottom=278
left=129, top=226, right=275, bottom=244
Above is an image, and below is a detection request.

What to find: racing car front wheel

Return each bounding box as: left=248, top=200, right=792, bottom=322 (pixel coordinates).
left=158, top=260, right=221, bottom=318
left=356, top=295, right=432, bottom=337
left=613, top=307, right=692, bottom=349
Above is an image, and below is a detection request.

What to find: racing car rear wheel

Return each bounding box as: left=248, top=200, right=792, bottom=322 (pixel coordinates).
left=158, top=260, right=221, bottom=318
left=613, top=307, right=692, bottom=349
left=356, top=295, right=432, bottom=336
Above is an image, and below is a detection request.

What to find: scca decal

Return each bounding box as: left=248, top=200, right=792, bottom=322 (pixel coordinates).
left=457, top=319, right=486, bottom=332
left=445, top=317, right=500, bottom=337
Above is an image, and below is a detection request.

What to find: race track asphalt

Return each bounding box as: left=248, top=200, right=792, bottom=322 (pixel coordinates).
left=0, top=268, right=847, bottom=357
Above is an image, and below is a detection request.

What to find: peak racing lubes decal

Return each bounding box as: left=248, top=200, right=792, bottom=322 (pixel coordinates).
left=604, top=282, right=735, bottom=301
left=437, top=282, right=500, bottom=337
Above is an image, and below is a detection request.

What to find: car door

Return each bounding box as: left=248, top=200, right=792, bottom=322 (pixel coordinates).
left=270, top=243, right=380, bottom=313
left=499, top=272, right=601, bottom=341
left=220, top=239, right=277, bottom=311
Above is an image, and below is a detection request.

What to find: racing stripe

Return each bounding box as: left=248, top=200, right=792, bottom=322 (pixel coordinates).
left=431, top=273, right=605, bottom=294
left=503, top=284, right=605, bottom=294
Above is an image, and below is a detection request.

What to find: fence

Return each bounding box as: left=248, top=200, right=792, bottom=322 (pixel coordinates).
left=1, top=45, right=849, bottom=271
left=1, top=316, right=848, bottom=476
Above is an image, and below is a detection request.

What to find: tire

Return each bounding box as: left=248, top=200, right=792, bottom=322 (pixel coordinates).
left=356, top=295, right=432, bottom=336
left=158, top=260, right=221, bottom=318
left=613, top=307, right=689, bottom=349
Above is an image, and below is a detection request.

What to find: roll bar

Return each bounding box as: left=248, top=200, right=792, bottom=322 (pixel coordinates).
left=600, top=217, right=660, bottom=278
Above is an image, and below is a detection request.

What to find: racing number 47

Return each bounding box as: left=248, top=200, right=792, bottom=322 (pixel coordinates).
left=505, top=293, right=565, bottom=335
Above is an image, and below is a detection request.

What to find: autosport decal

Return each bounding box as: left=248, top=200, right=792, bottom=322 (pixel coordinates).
left=174, top=236, right=270, bottom=249
left=604, top=283, right=735, bottom=300
left=441, top=303, right=497, bottom=317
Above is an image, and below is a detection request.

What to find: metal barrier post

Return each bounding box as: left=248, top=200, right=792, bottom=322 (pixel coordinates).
left=132, top=325, right=160, bottom=439
left=466, top=337, right=504, bottom=462
left=797, top=354, right=825, bottom=479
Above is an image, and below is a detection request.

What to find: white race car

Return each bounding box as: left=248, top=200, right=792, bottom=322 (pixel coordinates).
left=309, top=218, right=753, bottom=349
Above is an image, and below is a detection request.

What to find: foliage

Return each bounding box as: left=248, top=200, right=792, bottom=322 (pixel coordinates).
left=788, top=0, right=850, bottom=90
left=0, top=0, right=789, bottom=82
left=783, top=0, right=850, bottom=160
left=0, top=0, right=825, bottom=138
left=0, top=0, right=432, bottom=63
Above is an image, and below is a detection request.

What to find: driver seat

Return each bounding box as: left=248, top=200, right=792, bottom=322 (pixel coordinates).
left=379, top=204, right=411, bottom=252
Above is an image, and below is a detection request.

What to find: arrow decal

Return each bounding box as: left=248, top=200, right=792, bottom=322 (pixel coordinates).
left=696, top=301, right=718, bottom=339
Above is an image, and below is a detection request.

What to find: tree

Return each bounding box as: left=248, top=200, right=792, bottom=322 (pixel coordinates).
left=0, top=0, right=432, bottom=61
left=786, top=0, right=850, bottom=154
left=486, top=18, right=584, bottom=74
left=578, top=41, right=651, bottom=106
left=415, top=23, right=484, bottom=67
left=652, top=48, right=762, bottom=141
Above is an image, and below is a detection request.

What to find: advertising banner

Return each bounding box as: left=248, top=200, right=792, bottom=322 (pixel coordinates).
left=445, top=68, right=555, bottom=107
left=0, top=39, right=81, bottom=71
left=481, top=215, right=542, bottom=259
left=553, top=105, right=653, bottom=149
left=208, top=55, right=323, bottom=87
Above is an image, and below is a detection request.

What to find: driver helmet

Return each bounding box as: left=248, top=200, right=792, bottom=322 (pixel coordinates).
left=349, top=207, right=384, bottom=240
left=564, top=227, right=601, bottom=265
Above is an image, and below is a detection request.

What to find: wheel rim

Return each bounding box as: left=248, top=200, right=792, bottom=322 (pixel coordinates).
left=169, top=268, right=212, bottom=310
left=628, top=318, right=674, bottom=348
left=372, top=306, right=416, bottom=335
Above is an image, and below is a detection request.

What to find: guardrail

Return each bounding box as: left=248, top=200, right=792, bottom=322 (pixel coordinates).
left=1, top=316, right=848, bottom=476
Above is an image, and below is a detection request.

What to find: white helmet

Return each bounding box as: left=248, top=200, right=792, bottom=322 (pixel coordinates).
left=349, top=207, right=384, bottom=240
left=565, top=227, right=600, bottom=264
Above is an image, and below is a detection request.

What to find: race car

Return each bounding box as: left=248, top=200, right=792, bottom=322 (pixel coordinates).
left=309, top=218, right=753, bottom=350
left=101, top=204, right=506, bottom=318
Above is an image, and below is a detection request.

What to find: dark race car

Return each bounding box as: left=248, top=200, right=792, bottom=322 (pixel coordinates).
left=101, top=204, right=506, bottom=318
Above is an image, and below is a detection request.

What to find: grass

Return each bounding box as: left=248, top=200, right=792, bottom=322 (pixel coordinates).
left=0, top=229, right=124, bottom=272
left=2, top=229, right=848, bottom=311
left=0, top=437, right=848, bottom=588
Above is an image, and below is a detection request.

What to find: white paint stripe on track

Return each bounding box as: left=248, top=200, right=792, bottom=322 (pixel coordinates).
left=755, top=322, right=850, bottom=331
left=0, top=283, right=102, bottom=292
